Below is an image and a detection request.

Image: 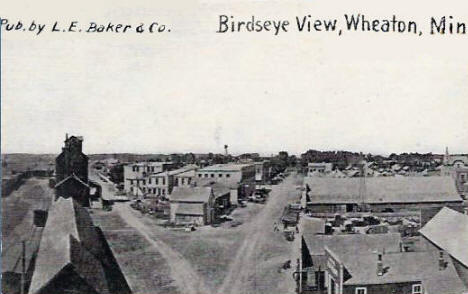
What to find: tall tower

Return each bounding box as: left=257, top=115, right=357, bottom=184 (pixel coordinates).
left=55, top=134, right=89, bottom=183
left=224, top=144, right=229, bottom=156
left=443, top=147, right=450, bottom=166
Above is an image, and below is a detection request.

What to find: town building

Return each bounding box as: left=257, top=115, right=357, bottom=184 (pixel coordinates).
left=323, top=247, right=466, bottom=294
left=28, top=197, right=131, bottom=294
left=195, top=163, right=256, bottom=199
left=299, top=232, right=402, bottom=294
left=420, top=207, right=468, bottom=288
left=170, top=185, right=231, bottom=226
left=123, top=162, right=175, bottom=196
left=254, top=160, right=271, bottom=184
left=146, top=165, right=199, bottom=197
left=304, top=176, right=463, bottom=214
left=307, top=163, right=334, bottom=176
left=174, top=169, right=197, bottom=188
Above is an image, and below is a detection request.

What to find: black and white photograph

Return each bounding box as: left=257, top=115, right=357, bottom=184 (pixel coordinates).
left=1, top=1, right=468, bottom=294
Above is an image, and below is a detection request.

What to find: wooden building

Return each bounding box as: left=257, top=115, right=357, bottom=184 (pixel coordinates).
left=420, top=207, right=468, bottom=288
left=304, top=176, right=463, bottom=214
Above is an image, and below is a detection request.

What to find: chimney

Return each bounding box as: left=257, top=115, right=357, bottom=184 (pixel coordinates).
left=439, top=251, right=446, bottom=270
left=377, top=253, right=384, bottom=276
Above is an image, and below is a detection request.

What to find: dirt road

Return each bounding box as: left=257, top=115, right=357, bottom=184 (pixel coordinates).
left=218, top=173, right=303, bottom=294
left=114, top=203, right=211, bottom=294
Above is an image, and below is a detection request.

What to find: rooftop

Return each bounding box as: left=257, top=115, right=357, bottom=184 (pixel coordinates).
left=28, top=198, right=109, bottom=294
left=175, top=203, right=205, bottom=216
left=304, top=176, right=462, bottom=204
left=334, top=249, right=467, bottom=294
left=171, top=187, right=213, bottom=203
left=419, top=207, right=468, bottom=267
left=198, top=163, right=254, bottom=172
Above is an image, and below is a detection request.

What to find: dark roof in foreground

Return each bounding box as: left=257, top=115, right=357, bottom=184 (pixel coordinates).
left=28, top=198, right=131, bottom=294
left=420, top=207, right=468, bottom=267
left=304, top=176, right=462, bottom=204
left=28, top=198, right=109, bottom=294
left=335, top=249, right=467, bottom=294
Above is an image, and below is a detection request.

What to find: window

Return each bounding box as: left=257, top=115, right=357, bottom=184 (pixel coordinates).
left=188, top=178, right=191, bottom=184
left=148, top=178, right=152, bottom=184
left=355, top=288, right=367, bottom=294
left=219, top=174, right=223, bottom=178
left=412, top=284, right=422, bottom=294
left=181, top=178, right=185, bottom=185
left=198, top=174, right=202, bottom=178
left=226, top=174, right=231, bottom=178
left=163, top=177, right=166, bottom=185
left=204, top=174, right=208, bottom=178
left=211, top=174, right=215, bottom=178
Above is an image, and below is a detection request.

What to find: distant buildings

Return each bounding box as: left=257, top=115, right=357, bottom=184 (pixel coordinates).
left=440, top=148, right=468, bottom=196
left=307, top=163, right=334, bottom=176
left=304, top=176, right=463, bottom=214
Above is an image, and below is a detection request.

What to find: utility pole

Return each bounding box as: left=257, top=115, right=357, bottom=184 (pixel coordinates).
left=21, top=240, right=26, bottom=294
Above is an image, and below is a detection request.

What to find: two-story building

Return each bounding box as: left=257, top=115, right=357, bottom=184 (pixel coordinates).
left=323, top=247, right=466, bottom=294
left=146, top=164, right=199, bottom=198
left=195, top=163, right=256, bottom=199
left=123, top=162, right=175, bottom=196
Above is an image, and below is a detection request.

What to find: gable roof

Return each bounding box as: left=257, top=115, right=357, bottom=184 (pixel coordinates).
left=420, top=207, right=468, bottom=267
left=28, top=198, right=109, bottom=294
left=336, top=250, right=467, bottom=294
left=171, top=187, right=213, bottom=203
left=175, top=203, right=205, bottom=216
left=198, top=163, right=254, bottom=172
left=304, top=176, right=462, bottom=204
left=54, top=173, right=90, bottom=189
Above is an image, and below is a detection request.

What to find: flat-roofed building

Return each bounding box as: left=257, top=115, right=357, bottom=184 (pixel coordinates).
left=123, top=162, right=174, bottom=196
left=196, top=163, right=256, bottom=199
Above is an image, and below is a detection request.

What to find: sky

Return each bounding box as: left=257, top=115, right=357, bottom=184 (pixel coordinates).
left=2, top=0, right=468, bottom=156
